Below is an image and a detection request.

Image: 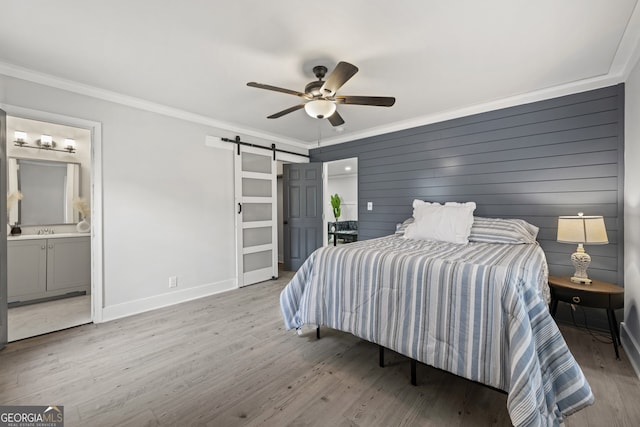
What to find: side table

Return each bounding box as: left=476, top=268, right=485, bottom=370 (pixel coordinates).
left=548, top=275, right=624, bottom=359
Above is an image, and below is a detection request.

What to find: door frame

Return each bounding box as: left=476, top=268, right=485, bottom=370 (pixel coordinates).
left=1, top=104, right=104, bottom=323
left=322, top=157, right=358, bottom=247
left=277, top=153, right=310, bottom=273
left=1, top=108, right=7, bottom=349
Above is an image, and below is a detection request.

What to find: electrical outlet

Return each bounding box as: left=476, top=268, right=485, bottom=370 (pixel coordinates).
left=169, top=276, right=178, bottom=288
left=367, top=202, right=373, bottom=211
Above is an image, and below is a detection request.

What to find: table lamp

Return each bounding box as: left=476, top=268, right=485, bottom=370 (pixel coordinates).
left=557, top=212, right=608, bottom=284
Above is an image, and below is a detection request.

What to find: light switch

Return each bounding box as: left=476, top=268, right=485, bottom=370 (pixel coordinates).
left=367, top=202, right=373, bottom=211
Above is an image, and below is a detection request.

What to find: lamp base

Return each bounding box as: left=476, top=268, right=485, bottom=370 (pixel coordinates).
left=571, top=245, right=592, bottom=285
left=570, top=276, right=592, bottom=285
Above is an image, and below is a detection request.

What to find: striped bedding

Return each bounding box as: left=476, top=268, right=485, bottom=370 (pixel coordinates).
left=280, top=235, right=594, bottom=426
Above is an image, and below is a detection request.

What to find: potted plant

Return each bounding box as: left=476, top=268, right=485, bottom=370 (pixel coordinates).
left=330, top=194, right=341, bottom=222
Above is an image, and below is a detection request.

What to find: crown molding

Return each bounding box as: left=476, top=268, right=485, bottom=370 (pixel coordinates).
left=318, top=3, right=640, bottom=148
left=4, top=5, right=640, bottom=153
left=611, top=0, right=640, bottom=81
left=0, top=61, right=309, bottom=151
left=316, top=72, right=625, bottom=148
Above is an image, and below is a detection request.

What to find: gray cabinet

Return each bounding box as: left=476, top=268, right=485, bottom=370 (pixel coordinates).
left=7, top=240, right=47, bottom=301
left=8, top=236, right=90, bottom=303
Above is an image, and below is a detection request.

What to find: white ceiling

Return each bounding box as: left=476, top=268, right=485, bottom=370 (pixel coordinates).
left=327, top=158, right=358, bottom=177
left=1, top=1, right=639, bottom=148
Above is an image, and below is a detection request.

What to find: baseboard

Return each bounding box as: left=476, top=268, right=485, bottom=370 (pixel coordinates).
left=100, top=278, right=236, bottom=323
left=621, top=322, right=640, bottom=379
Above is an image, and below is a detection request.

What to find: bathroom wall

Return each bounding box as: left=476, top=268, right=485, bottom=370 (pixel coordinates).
left=7, top=116, right=91, bottom=234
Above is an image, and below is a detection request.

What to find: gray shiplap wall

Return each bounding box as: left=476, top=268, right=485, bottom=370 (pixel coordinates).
left=311, top=84, right=624, bottom=291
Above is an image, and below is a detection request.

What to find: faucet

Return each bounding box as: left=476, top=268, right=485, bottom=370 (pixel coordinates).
left=37, top=228, right=55, bottom=235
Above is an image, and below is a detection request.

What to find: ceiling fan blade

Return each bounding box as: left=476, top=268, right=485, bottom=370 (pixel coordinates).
left=247, top=82, right=309, bottom=98
left=267, top=104, right=305, bottom=119
left=335, top=95, right=396, bottom=107
left=328, top=110, right=345, bottom=127
left=320, top=62, right=359, bottom=96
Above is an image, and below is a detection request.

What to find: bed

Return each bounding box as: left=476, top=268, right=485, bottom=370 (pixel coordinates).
left=280, top=210, right=594, bottom=427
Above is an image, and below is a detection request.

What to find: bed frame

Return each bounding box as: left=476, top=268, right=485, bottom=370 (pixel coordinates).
left=315, top=325, right=507, bottom=393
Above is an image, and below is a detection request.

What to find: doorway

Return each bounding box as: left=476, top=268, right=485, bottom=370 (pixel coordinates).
left=224, top=138, right=312, bottom=283
left=275, top=157, right=358, bottom=272
left=323, top=158, right=358, bottom=246
left=281, top=162, right=323, bottom=271
left=276, top=159, right=325, bottom=273
left=5, top=113, right=96, bottom=341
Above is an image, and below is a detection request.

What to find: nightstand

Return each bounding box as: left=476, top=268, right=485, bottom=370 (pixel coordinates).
left=548, top=275, right=624, bottom=358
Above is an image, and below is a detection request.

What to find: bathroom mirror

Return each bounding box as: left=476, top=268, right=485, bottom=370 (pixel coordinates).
left=7, top=158, right=80, bottom=226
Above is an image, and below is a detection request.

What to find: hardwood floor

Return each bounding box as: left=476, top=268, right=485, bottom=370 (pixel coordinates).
left=1, top=272, right=639, bottom=426
left=8, top=295, right=91, bottom=341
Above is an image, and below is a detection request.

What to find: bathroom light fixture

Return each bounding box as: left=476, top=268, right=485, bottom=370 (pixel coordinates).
left=14, top=131, right=27, bottom=144
left=39, top=134, right=53, bottom=148
left=64, top=138, right=76, bottom=152
left=14, top=132, right=76, bottom=154
left=304, top=99, right=337, bottom=119
left=557, top=212, right=608, bottom=284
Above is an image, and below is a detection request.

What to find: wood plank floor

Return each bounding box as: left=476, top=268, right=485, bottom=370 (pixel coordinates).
left=8, top=295, right=91, bottom=341
left=1, top=271, right=639, bottom=426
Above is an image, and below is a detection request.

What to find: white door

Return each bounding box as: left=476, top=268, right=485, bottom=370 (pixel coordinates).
left=234, top=145, right=278, bottom=287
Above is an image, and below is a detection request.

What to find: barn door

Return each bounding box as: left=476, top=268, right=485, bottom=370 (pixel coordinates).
left=234, top=145, right=278, bottom=287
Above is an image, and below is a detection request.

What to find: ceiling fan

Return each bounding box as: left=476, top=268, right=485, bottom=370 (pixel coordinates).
left=247, top=61, right=396, bottom=127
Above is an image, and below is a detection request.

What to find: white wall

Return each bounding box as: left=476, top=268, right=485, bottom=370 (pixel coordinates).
left=327, top=175, right=357, bottom=221
left=623, top=56, right=640, bottom=376
left=1, top=74, right=306, bottom=320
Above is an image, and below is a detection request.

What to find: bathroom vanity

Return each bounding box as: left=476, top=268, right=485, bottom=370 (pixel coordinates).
left=7, top=233, right=91, bottom=304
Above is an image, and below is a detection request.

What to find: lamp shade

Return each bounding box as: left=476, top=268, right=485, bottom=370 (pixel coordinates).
left=304, top=100, right=336, bottom=119
left=557, top=214, right=608, bottom=244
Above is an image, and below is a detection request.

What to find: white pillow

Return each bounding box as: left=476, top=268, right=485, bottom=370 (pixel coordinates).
left=411, top=199, right=441, bottom=218
left=405, top=202, right=476, bottom=244
left=412, top=199, right=441, bottom=208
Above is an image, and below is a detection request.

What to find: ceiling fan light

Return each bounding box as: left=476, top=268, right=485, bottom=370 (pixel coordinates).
left=304, top=100, right=336, bottom=119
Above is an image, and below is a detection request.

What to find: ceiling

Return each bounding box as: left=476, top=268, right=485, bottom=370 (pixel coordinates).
left=327, top=158, right=358, bottom=177
left=1, top=1, right=639, bottom=148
